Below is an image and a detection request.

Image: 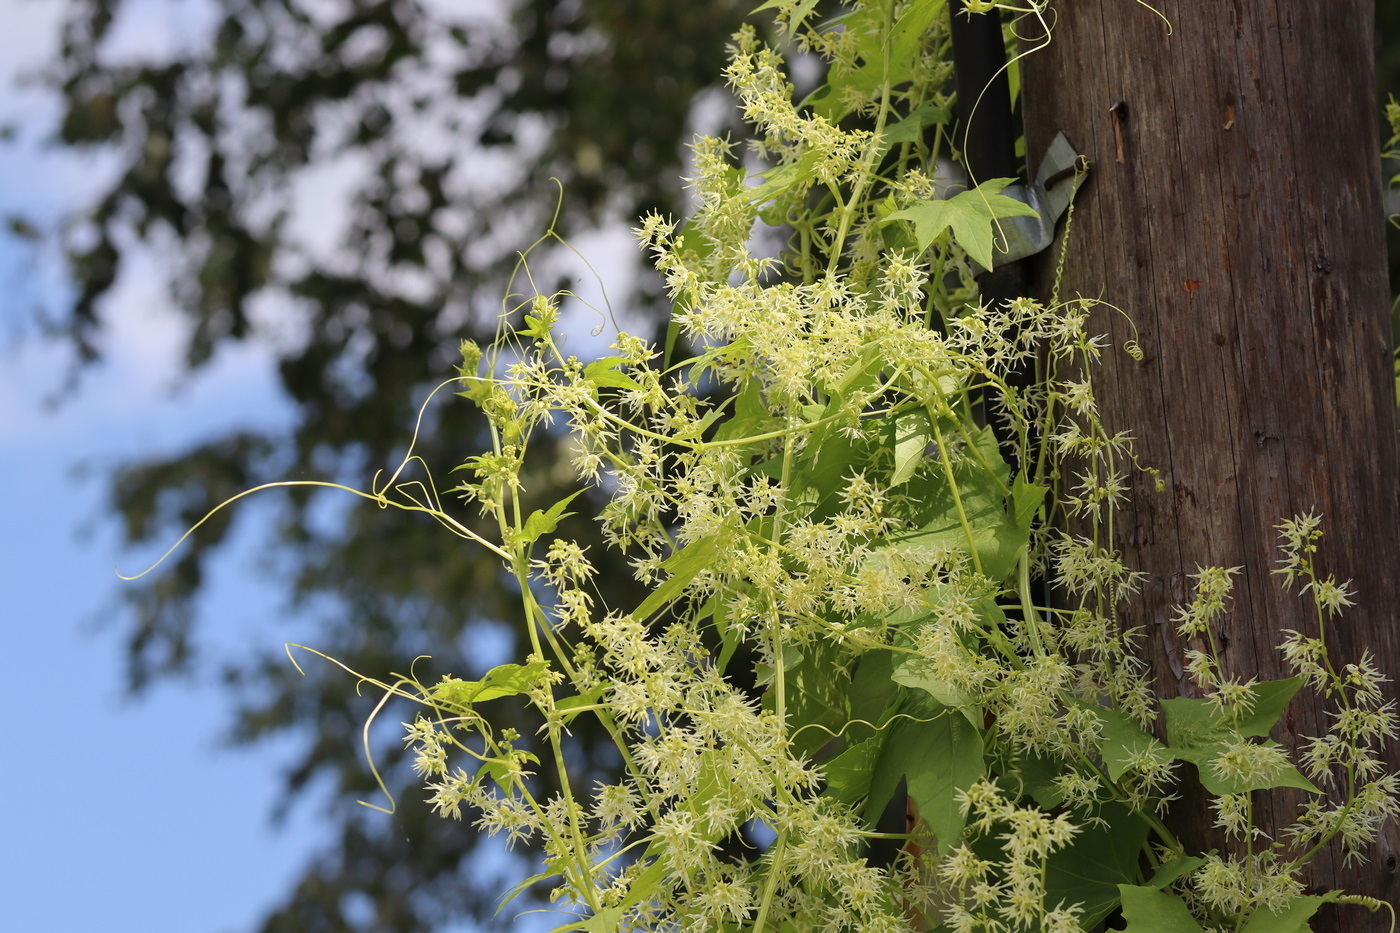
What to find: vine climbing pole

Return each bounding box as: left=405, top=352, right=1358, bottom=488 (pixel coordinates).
left=1020, top=1, right=1400, bottom=925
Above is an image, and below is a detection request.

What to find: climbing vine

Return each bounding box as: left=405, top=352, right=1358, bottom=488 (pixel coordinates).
left=143, top=1, right=1400, bottom=930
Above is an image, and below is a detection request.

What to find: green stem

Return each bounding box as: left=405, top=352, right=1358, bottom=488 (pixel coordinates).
left=751, top=828, right=789, bottom=933
left=510, top=561, right=603, bottom=914
left=930, top=414, right=984, bottom=579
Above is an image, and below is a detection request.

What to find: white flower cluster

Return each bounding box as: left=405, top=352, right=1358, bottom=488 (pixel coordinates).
left=385, top=1, right=1396, bottom=929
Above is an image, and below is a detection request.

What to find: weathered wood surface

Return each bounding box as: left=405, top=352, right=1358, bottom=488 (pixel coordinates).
left=1020, top=1, right=1400, bottom=923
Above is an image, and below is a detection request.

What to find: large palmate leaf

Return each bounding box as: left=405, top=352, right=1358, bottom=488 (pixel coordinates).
left=886, top=178, right=1040, bottom=269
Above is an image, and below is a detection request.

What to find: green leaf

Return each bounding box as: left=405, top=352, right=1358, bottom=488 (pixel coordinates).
left=520, top=313, right=548, bottom=339
left=671, top=404, right=729, bottom=443
left=766, top=636, right=851, bottom=758
left=847, top=648, right=900, bottom=744
left=889, top=609, right=989, bottom=724
left=1161, top=696, right=1230, bottom=750
left=1161, top=695, right=1320, bottom=794
left=869, top=694, right=983, bottom=856
left=785, top=418, right=863, bottom=509
left=1211, top=746, right=1320, bottom=795
left=1011, top=475, right=1047, bottom=531
left=1002, top=747, right=1065, bottom=809
left=827, top=340, right=887, bottom=401
left=432, top=660, right=552, bottom=708
left=564, top=908, right=623, bottom=932
left=630, top=535, right=722, bottom=621
left=880, top=101, right=950, bottom=146
left=886, top=179, right=1040, bottom=269
left=1239, top=893, right=1341, bottom=933
left=479, top=749, right=540, bottom=784
left=822, top=732, right=886, bottom=811
left=1237, top=677, right=1304, bottom=737
left=1042, top=804, right=1150, bottom=928
left=1144, top=856, right=1206, bottom=891
left=745, top=149, right=824, bottom=205
left=713, top=376, right=779, bottom=443
left=1165, top=738, right=1320, bottom=795
left=553, top=686, right=605, bottom=723
left=890, top=407, right=933, bottom=485
left=701, top=591, right=742, bottom=673
left=1117, top=885, right=1208, bottom=933
left=496, top=868, right=559, bottom=919
left=686, top=747, right=752, bottom=841
left=1162, top=678, right=1303, bottom=742
left=583, top=357, right=642, bottom=392
left=892, top=652, right=977, bottom=712
left=751, top=0, right=823, bottom=35
left=1089, top=704, right=1167, bottom=782
left=614, top=857, right=668, bottom=912
left=884, top=425, right=1026, bottom=583
left=520, top=490, right=585, bottom=545
left=815, top=0, right=945, bottom=123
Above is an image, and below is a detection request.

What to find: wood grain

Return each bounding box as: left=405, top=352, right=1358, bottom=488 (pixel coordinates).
left=1021, top=1, right=1400, bottom=924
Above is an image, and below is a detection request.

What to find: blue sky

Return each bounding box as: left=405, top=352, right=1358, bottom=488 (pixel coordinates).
left=0, top=2, right=651, bottom=929
left=0, top=416, right=332, bottom=932
left=0, top=2, right=366, bottom=929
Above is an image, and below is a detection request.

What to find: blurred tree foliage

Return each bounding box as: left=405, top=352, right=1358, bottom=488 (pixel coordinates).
left=19, top=0, right=1400, bottom=929
left=27, top=0, right=744, bottom=930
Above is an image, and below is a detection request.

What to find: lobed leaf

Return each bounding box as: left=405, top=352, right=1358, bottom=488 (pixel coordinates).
left=886, top=178, right=1040, bottom=269
left=1117, top=885, right=1208, bottom=933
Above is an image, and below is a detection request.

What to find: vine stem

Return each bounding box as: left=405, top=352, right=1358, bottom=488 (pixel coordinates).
left=822, top=0, right=895, bottom=279
left=929, top=412, right=984, bottom=579
left=751, top=828, right=790, bottom=932
left=510, top=547, right=604, bottom=916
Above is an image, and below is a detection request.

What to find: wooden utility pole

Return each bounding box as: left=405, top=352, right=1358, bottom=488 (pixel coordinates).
left=1020, top=1, right=1400, bottom=926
